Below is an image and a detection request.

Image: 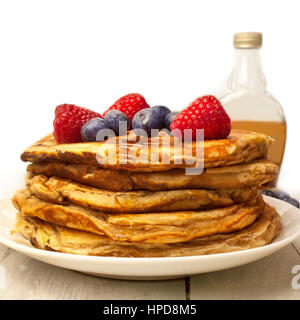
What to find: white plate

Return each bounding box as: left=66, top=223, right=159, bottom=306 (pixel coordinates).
left=1, top=194, right=300, bottom=280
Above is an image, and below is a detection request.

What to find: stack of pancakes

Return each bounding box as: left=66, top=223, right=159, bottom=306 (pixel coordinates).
left=12, top=129, right=281, bottom=257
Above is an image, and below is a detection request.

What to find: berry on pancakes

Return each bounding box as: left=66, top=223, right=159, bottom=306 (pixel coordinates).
left=54, top=104, right=102, bottom=143
left=170, top=95, right=231, bottom=140
left=103, top=93, right=150, bottom=124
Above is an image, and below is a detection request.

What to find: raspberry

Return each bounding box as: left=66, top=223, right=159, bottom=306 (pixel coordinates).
left=53, top=104, right=102, bottom=143
left=103, top=93, right=150, bottom=123
left=170, top=95, right=231, bottom=140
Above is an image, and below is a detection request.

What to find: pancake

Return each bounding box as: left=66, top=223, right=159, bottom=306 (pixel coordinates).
left=20, top=129, right=273, bottom=172
left=26, top=174, right=258, bottom=213
left=27, top=160, right=279, bottom=191
left=13, top=204, right=280, bottom=257
left=12, top=189, right=264, bottom=244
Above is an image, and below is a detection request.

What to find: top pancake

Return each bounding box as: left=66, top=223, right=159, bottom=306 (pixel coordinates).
left=20, top=129, right=273, bottom=172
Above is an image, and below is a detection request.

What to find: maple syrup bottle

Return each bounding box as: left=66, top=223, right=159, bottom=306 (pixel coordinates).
left=220, top=32, right=286, bottom=187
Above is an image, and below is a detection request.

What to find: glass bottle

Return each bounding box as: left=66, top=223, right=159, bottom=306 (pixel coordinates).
left=220, top=32, right=286, bottom=187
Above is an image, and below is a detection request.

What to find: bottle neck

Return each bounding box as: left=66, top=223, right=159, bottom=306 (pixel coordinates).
left=227, top=48, right=266, bottom=92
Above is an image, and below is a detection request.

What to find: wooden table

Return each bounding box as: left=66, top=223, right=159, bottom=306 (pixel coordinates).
left=1, top=237, right=300, bottom=300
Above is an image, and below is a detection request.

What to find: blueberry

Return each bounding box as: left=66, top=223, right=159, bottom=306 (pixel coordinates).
left=152, top=105, right=171, bottom=119
left=275, top=191, right=290, bottom=200
left=285, top=198, right=300, bottom=208
left=164, top=111, right=179, bottom=130
left=104, top=110, right=130, bottom=135
left=132, top=108, right=164, bottom=136
left=281, top=196, right=291, bottom=202
left=81, top=118, right=108, bottom=142
left=260, top=189, right=276, bottom=197
left=260, top=189, right=300, bottom=208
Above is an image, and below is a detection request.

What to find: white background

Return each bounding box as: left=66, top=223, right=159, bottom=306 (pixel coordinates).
left=0, top=0, right=299, bottom=197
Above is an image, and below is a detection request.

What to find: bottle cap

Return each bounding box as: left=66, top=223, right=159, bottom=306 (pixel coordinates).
left=234, top=32, right=262, bottom=49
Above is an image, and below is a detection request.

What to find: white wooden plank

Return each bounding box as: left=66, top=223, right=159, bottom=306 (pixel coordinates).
left=292, top=235, right=300, bottom=255
left=190, top=245, right=300, bottom=300
left=0, top=245, right=11, bottom=261
left=0, top=244, right=185, bottom=300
